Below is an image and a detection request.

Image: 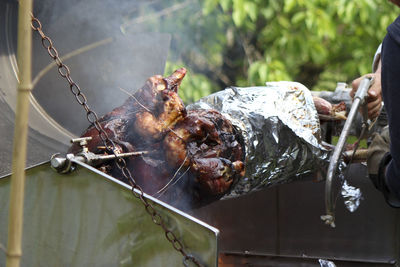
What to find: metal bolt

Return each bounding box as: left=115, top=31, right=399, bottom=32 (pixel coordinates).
left=51, top=157, right=66, bottom=170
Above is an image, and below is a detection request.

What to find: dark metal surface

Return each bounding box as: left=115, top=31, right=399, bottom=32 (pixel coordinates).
left=191, top=163, right=400, bottom=266
left=219, top=254, right=395, bottom=267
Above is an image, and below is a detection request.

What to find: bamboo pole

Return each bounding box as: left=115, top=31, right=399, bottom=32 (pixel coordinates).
left=6, top=0, right=33, bottom=266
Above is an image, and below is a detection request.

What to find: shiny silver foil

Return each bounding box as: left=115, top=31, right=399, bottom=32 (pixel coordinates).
left=319, top=259, right=337, bottom=267
left=188, top=82, right=332, bottom=198
left=341, top=180, right=362, bottom=212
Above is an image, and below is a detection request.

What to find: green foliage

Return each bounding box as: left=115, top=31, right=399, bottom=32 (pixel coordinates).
left=124, top=0, right=399, bottom=101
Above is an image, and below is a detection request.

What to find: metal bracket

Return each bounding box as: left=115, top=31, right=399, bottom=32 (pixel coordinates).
left=50, top=137, right=148, bottom=173
left=70, top=136, right=92, bottom=153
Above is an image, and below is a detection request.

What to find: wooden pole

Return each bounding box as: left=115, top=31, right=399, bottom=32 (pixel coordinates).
left=6, top=0, right=33, bottom=266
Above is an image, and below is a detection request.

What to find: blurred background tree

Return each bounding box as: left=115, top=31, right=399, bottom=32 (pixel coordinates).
left=122, top=0, right=398, bottom=103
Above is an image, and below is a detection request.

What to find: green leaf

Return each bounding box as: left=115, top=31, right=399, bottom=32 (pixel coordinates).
left=258, top=62, right=268, bottom=82
left=244, top=2, right=258, bottom=21
left=219, top=0, right=232, bottom=11
left=291, top=12, right=305, bottom=24
left=260, top=7, right=275, bottom=20
left=277, top=16, right=290, bottom=29
left=232, top=0, right=246, bottom=26
left=284, top=0, right=297, bottom=13
left=203, top=0, right=218, bottom=15
left=344, top=2, right=355, bottom=23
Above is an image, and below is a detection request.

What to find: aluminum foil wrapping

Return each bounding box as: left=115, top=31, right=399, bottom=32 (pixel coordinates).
left=341, top=179, right=362, bottom=212
left=188, top=81, right=332, bottom=198
left=319, top=259, right=337, bottom=267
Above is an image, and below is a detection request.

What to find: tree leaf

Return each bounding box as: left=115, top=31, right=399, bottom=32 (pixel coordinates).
left=219, top=0, right=232, bottom=11
left=244, top=2, right=258, bottom=21
left=203, top=0, right=218, bottom=15
left=284, top=0, right=297, bottom=13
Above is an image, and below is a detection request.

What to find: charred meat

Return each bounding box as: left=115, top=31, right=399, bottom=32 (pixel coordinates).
left=69, top=68, right=245, bottom=208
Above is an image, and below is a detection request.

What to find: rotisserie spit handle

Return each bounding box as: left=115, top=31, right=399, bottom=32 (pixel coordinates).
left=323, top=77, right=373, bottom=227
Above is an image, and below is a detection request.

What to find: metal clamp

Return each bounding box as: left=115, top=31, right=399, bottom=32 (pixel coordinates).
left=50, top=140, right=148, bottom=174
left=50, top=153, right=80, bottom=173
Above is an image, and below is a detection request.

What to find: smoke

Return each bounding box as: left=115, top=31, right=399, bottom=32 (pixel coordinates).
left=31, top=0, right=173, bottom=135
left=28, top=0, right=219, bottom=211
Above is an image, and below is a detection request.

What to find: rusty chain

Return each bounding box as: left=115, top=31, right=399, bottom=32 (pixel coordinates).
left=30, top=14, right=202, bottom=267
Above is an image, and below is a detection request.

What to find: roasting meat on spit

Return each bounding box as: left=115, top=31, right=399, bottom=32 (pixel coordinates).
left=69, top=68, right=245, bottom=207
left=69, top=68, right=345, bottom=208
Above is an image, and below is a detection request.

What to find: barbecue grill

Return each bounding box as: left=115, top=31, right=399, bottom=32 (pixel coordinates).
left=1, top=1, right=399, bottom=266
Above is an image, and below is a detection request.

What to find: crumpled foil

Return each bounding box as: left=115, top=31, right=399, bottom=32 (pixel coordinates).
left=341, top=180, right=362, bottom=212
left=188, top=81, right=332, bottom=198
left=319, top=259, right=337, bottom=267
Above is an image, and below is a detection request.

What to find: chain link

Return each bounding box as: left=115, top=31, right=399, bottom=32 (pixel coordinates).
left=30, top=14, right=203, bottom=267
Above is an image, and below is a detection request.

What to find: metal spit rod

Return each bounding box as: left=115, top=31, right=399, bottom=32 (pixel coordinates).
left=51, top=137, right=149, bottom=173
left=323, top=77, right=373, bottom=227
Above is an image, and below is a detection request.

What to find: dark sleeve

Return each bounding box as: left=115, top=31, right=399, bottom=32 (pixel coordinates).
left=376, top=153, right=400, bottom=207
left=381, top=16, right=400, bottom=201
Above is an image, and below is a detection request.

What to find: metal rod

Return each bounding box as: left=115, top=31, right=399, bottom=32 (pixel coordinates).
left=6, top=0, right=33, bottom=266
left=324, top=77, right=372, bottom=226
left=96, top=151, right=149, bottom=160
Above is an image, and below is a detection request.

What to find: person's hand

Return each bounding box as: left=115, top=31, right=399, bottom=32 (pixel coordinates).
left=350, top=71, right=382, bottom=120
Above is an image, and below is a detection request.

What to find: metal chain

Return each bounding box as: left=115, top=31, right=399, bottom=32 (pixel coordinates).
left=30, top=15, right=202, bottom=267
